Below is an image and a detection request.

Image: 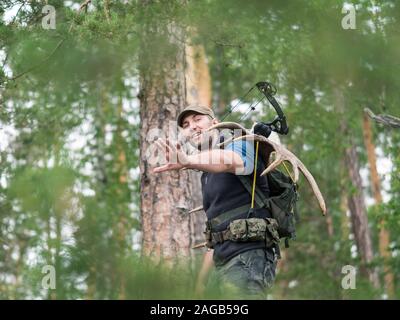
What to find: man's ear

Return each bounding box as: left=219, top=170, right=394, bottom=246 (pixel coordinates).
left=212, top=118, right=219, bottom=125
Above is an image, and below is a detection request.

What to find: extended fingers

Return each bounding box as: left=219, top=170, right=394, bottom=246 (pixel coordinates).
left=167, top=139, right=179, bottom=154
left=158, top=138, right=182, bottom=154
left=156, top=139, right=171, bottom=152
left=155, top=139, right=171, bottom=160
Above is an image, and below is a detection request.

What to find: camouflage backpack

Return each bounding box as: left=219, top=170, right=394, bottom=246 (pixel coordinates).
left=238, top=168, right=299, bottom=248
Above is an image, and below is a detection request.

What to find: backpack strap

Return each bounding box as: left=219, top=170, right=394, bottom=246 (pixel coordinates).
left=237, top=140, right=270, bottom=210
left=237, top=175, right=269, bottom=209
left=208, top=203, right=251, bottom=229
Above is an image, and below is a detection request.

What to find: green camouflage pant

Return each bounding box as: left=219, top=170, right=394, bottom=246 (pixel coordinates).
left=215, top=248, right=277, bottom=299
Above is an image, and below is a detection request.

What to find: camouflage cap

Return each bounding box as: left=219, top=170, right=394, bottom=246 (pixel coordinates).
left=177, top=105, right=215, bottom=127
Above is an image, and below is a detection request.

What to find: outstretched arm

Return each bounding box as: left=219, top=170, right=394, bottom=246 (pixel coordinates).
left=152, top=139, right=246, bottom=174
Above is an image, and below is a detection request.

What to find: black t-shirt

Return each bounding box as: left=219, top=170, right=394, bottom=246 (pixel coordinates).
left=201, top=156, right=271, bottom=266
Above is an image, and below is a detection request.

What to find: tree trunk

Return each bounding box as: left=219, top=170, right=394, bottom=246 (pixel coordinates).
left=340, top=189, right=352, bottom=300
left=138, top=1, right=197, bottom=263
left=115, top=95, right=127, bottom=299
left=185, top=44, right=212, bottom=107
left=340, top=190, right=350, bottom=242
left=362, top=110, right=394, bottom=297
left=185, top=43, right=211, bottom=250
left=345, top=138, right=380, bottom=288
left=325, top=209, right=334, bottom=237
left=85, top=86, right=109, bottom=299
left=334, top=88, right=379, bottom=288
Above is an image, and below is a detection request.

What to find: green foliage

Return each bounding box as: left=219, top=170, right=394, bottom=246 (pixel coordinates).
left=0, top=0, right=399, bottom=299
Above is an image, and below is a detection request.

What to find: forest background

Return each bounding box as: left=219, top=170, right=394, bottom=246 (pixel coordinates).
left=0, top=0, right=399, bottom=299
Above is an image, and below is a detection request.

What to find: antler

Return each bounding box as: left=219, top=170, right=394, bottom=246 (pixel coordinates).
left=205, top=122, right=250, bottom=148
left=206, top=122, right=251, bottom=134
left=204, top=122, right=326, bottom=215
left=231, top=134, right=327, bottom=215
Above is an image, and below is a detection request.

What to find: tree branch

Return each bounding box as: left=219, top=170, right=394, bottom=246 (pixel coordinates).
left=6, top=0, right=93, bottom=82
left=364, top=108, right=400, bottom=129
left=9, top=38, right=65, bottom=81
left=8, top=1, right=27, bottom=26
left=104, top=0, right=111, bottom=23
left=79, top=0, right=92, bottom=13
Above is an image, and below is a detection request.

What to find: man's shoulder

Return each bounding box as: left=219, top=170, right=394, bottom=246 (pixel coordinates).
left=225, top=139, right=253, bottom=147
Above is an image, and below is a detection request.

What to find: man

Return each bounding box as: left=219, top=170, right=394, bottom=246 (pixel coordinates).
left=153, top=105, right=277, bottom=299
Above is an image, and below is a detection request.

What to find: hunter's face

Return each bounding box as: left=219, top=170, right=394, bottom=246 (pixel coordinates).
left=181, top=113, right=218, bottom=149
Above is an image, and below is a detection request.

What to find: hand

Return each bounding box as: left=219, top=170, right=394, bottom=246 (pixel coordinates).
left=153, top=139, right=190, bottom=173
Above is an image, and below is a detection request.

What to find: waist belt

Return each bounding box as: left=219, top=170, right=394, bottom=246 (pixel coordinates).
left=204, top=217, right=280, bottom=249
